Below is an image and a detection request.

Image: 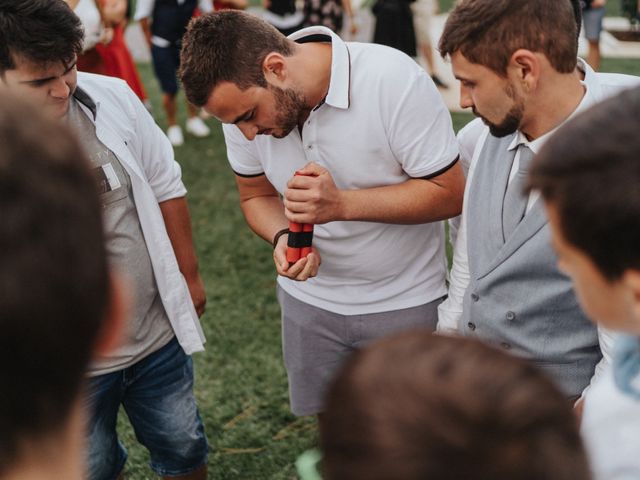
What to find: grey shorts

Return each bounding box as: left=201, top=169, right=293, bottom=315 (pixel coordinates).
left=277, top=286, right=443, bottom=416
left=583, top=6, right=605, bottom=41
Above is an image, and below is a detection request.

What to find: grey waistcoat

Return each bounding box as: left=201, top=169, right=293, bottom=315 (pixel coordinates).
left=461, top=133, right=601, bottom=398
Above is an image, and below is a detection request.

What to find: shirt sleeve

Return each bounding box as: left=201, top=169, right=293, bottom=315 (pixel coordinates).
left=580, top=326, right=616, bottom=400
left=134, top=0, right=155, bottom=21
left=437, top=122, right=487, bottom=333
left=125, top=84, right=187, bottom=202
left=223, top=123, right=265, bottom=176
left=384, top=64, right=459, bottom=178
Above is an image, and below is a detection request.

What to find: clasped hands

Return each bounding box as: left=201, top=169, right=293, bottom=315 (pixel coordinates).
left=273, top=162, right=344, bottom=281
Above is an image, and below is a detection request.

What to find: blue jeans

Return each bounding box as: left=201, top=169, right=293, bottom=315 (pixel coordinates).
left=85, top=338, right=208, bottom=480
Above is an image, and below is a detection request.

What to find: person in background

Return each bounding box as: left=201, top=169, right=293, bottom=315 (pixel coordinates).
left=302, top=0, right=358, bottom=37
left=581, top=0, right=607, bottom=71
left=372, top=0, right=417, bottom=58
left=318, top=331, right=592, bottom=480
left=0, top=2, right=209, bottom=479
left=528, top=85, right=640, bottom=480
left=0, top=91, right=125, bottom=480
left=411, top=0, right=447, bottom=88
left=262, top=0, right=304, bottom=37
left=135, top=0, right=212, bottom=146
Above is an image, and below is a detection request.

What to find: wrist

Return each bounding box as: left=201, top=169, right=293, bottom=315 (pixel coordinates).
left=272, top=228, right=290, bottom=248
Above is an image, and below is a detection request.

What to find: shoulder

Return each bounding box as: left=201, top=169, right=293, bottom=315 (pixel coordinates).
left=348, top=42, right=421, bottom=81
left=77, top=72, right=137, bottom=109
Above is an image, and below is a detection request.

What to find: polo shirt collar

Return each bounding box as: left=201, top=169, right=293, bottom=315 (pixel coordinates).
left=288, top=26, right=351, bottom=110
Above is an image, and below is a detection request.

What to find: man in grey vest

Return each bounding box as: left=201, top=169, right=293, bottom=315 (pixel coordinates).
left=436, top=0, right=640, bottom=402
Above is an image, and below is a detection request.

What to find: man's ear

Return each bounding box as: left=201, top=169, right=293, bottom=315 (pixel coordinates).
left=509, top=49, right=540, bottom=92
left=93, top=271, right=129, bottom=357
left=262, top=52, right=288, bottom=86
left=623, top=269, right=640, bottom=326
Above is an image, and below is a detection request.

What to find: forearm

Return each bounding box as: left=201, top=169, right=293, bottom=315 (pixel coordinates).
left=340, top=177, right=462, bottom=224
left=240, top=195, right=289, bottom=244
left=159, top=197, right=200, bottom=280
left=139, top=17, right=152, bottom=46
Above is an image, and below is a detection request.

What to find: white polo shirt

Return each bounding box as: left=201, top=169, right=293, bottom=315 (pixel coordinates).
left=224, top=26, right=458, bottom=315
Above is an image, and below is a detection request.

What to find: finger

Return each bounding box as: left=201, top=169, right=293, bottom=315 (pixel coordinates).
left=283, top=197, right=312, bottom=213
left=286, top=175, right=317, bottom=190
left=296, top=253, right=319, bottom=281
left=296, top=162, right=326, bottom=177
left=283, top=187, right=313, bottom=203
left=285, top=257, right=308, bottom=279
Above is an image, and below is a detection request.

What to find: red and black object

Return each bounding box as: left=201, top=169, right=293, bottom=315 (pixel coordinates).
left=286, top=172, right=314, bottom=266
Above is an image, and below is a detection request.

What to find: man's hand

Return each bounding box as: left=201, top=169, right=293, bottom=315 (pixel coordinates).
left=273, top=232, right=321, bottom=281
left=283, top=162, right=345, bottom=225
left=186, top=273, right=207, bottom=317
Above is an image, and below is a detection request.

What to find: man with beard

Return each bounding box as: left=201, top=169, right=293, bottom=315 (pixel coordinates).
left=180, top=10, right=464, bottom=417
left=437, top=0, right=640, bottom=405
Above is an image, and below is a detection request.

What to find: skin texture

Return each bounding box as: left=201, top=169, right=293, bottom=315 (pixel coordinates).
left=1, top=55, right=78, bottom=119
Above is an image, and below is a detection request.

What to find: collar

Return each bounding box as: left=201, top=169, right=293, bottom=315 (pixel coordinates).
left=72, top=85, right=97, bottom=120
left=288, top=26, right=351, bottom=110
left=508, top=61, right=594, bottom=154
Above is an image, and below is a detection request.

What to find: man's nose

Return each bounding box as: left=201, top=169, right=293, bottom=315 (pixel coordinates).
left=238, top=122, right=258, bottom=141
left=50, top=77, right=71, bottom=99
left=459, top=86, right=473, bottom=109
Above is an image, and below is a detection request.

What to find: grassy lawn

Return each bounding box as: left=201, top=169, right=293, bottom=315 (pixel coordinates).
left=116, top=52, right=638, bottom=478
left=438, top=0, right=624, bottom=15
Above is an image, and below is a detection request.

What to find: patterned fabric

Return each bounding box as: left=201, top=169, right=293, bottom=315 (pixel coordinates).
left=302, top=0, right=344, bottom=33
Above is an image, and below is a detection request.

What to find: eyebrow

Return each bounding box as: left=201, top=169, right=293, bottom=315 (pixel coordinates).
left=20, top=61, right=77, bottom=85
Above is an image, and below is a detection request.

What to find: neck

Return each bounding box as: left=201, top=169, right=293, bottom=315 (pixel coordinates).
left=294, top=42, right=333, bottom=111
left=520, top=71, right=586, bottom=141
left=2, top=401, right=86, bottom=480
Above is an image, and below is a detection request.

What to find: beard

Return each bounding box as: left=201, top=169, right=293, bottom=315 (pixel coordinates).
left=475, top=83, right=524, bottom=138
left=267, top=84, right=308, bottom=139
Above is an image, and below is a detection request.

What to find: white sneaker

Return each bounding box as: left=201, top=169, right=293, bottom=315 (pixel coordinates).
left=186, top=116, right=211, bottom=138
left=167, top=125, right=184, bottom=147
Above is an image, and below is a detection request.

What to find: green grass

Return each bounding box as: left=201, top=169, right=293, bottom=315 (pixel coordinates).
left=438, top=0, right=624, bottom=15
left=117, top=56, right=639, bottom=478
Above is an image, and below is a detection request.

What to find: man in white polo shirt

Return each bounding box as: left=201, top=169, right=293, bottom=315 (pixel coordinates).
left=180, top=10, right=464, bottom=416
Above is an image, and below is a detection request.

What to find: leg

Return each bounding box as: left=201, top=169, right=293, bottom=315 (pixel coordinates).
left=582, top=6, right=605, bottom=71
left=351, top=296, right=444, bottom=350
left=121, top=338, right=208, bottom=479
left=163, top=93, right=178, bottom=127
left=278, top=286, right=354, bottom=416
left=587, top=39, right=601, bottom=72
left=85, top=372, right=128, bottom=480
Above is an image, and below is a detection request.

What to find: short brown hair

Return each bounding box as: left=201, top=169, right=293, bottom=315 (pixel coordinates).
left=439, top=0, right=578, bottom=76
left=180, top=10, right=295, bottom=107
left=528, top=86, right=640, bottom=281
left=322, top=331, right=591, bottom=480
left=0, top=92, right=108, bottom=472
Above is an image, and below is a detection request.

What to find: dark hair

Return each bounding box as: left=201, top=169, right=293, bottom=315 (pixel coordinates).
left=180, top=10, right=295, bottom=107
left=438, top=0, right=578, bottom=76
left=0, top=0, right=84, bottom=74
left=528, top=86, right=640, bottom=280
left=322, top=331, right=591, bottom=480
left=0, top=92, right=108, bottom=472
left=570, top=0, right=583, bottom=39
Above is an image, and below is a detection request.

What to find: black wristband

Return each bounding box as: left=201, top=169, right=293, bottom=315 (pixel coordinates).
left=272, top=228, right=290, bottom=248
